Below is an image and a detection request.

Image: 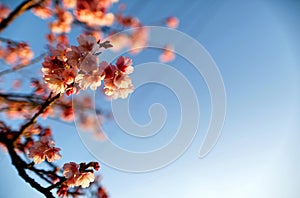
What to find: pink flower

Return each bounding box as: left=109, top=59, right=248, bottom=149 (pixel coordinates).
left=28, top=136, right=61, bottom=164
left=49, top=7, right=73, bottom=33
left=129, top=27, right=148, bottom=54
left=74, top=55, right=105, bottom=91
left=0, top=3, right=10, bottom=22
left=31, top=0, right=52, bottom=19
left=103, top=71, right=134, bottom=99
left=42, top=44, right=77, bottom=94
left=76, top=172, right=95, bottom=188
left=108, top=33, right=129, bottom=52
left=159, top=45, right=175, bottom=63
left=63, top=162, right=79, bottom=179
left=74, top=0, right=116, bottom=27
left=77, top=34, right=97, bottom=53
left=62, top=0, right=76, bottom=9
left=75, top=66, right=105, bottom=90
left=116, top=56, right=134, bottom=74
left=166, top=17, right=179, bottom=29
left=63, top=162, right=95, bottom=188
left=102, top=57, right=134, bottom=99
left=0, top=42, right=34, bottom=66
left=42, top=56, right=67, bottom=94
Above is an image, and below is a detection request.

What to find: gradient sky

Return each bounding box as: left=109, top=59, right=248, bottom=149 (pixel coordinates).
left=0, top=0, right=299, bottom=197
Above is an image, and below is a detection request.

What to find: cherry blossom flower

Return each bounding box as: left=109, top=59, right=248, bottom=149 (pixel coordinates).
left=116, top=14, right=140, bottom=27
left=49, top=7, right=73, bottom=34
left=42, top=55, right=69, bottom=94
left=63, top=162, right=96, bottom=188
left=74, top=0, right=116, bottom=27
left=76, top=172, right=95, bottom=188
left=0, top=42, right=34, bottom=66
left=166, top=16, right=179, bottom=28
left=0, top=3, right=10, bottom=23
left=129, top=27, right=148, bottom=54
left=31, top=0, right=52, bottom=19
left=28, top=136, right=61, bottom=164
left=57, top=185, right=68, bottom=197
left=159, top=45, right=175, bottom=63
left=42, top=34, right=134, bottom=97
left=103, top=64, right=134, bottom=99
left=108, top=33, right=129, bottom=52
left=61, top=107, right=74, bottom=122
left=23, top=124, right=41, bottom=137
left=63, top=162, right=79, bottom=179
left=62, top=0, right=76, bottom=9
left=116, top=56, right=134, bottom=74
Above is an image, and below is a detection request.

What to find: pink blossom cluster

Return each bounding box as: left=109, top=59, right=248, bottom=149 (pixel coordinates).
left=28, top=136, right=61, bottom=164
left=63, top=162, right=99, bottom=188
left=0, top=42, right=34, bottom=66
left=49, top=7, right=73, bottom=33
left=42, top=34, right=134, bottom=99
left=74, top=0, right=117, bottom=27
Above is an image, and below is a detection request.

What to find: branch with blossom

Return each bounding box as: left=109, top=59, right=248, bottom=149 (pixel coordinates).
left=0, top=0, right=180, bottom=197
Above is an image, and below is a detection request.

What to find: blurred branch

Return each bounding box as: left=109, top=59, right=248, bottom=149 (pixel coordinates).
left=14, top=92, right=62, bottom=143
left=0, top=37, right=20, bottom=45
left=0, top=0, right=46, bottom=33
left=0, top=52, right=46, bottom=77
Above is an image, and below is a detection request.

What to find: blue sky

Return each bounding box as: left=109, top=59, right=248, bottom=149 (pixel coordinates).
left=0, top=0, right=299, bottom=197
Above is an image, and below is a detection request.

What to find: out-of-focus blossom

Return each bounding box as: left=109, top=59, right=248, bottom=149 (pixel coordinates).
left=32, top=0, right=52, bottom=19
left=0, top=42, right=34, bottom=66
left=83, top=30, right=103, bottom=42
left=61, top=107, right=74, bottom=122
left=49, top=7, right=73, bottom=33
left=166, top=16, right=179, bottom=28
left=12, top=80, right=21, bottom=90
left=28, top=136, right=61, bottom=164
left=129, top=27, right=148, bottom=54
left=62, top=0, right=77, bottom=9
left=116, top=14, right=140, bottom=27
left=74, top=0, right=116, bottom=27
left=46, top=34, right=69, bottom=46
left=23, top=124, right=41, bottom=137
left=97, top=186, right=109, bottom=198
left=0, top=3, right=10, bottom=22
left=108, top=32, right=129, bottom=52
left=57, top=185, right=68, bottom=197
left=159, top=45, right=175, bottom=63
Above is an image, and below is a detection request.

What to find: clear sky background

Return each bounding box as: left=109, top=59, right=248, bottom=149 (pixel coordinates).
left=0, top=0, right=299, bottom=197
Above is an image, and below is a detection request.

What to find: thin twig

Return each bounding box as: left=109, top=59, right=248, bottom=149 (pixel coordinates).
left=13, top=92, right=62, bottom=143
left=5, top=141, right=55, bottom=198
left=0, top=0, right=46, bottom=33
left=0, top=52, right=46, bottom=77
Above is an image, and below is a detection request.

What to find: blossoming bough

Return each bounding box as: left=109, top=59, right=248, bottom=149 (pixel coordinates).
left=0, top=0, right=179, bottom=197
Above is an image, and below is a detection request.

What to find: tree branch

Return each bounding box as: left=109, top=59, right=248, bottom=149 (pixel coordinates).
left=5, top=141, right=55, bottom=198
left=13, top=92, right=62, bottom=143
left=0, top=52, right=46, bottom=77
left=0, top=0, right=45, bottom=33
